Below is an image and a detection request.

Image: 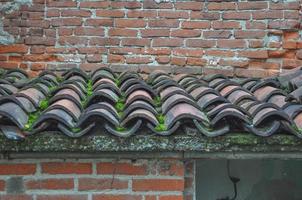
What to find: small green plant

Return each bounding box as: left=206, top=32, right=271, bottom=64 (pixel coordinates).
left=87, top=79, right=93, bottom=97
left=155, top=123, right=167, bottom=132
left=154, top=96, right=161, bottom=107
left=115, top=102, right=125, bottom=113
left=56, top=76, right=63, bottom=83
left=157, top=114, right=165, bottom=124
left=49, top=86, right=56, bottom=92
left=39, top=99, right=49, bottom=110
left=71, top=127, right=81, bottom=133
left=24, top=112, right=40, bottom=131
left=116, top=125, right=126, bottom=131
left=115, top=79, right=121, bottom=87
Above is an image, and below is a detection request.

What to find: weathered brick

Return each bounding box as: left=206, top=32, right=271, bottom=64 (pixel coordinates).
left=208, top=2, right=236, bottom=10
left=159, top=196, right=184, bottom=200
left=222, top=12, right=251, bottom=20
left=172, top=48, right=203, bottom=57
left=143, top=0, right=173, bottom=9
left=36, top=195, right=87, bottom=200
left=93, top=195, right=142, bottom=200
left=133, top=179, right=184, bottom=191
left=234, top=30, right=266, bottom=39
left=109, top=28, right=138, bottom=37
left=171, top=30, right=201, bottom=38
left=153, top=38, right=183, bottom=47
left=203, top=31, right=232, bottom=39
left=238, top=50, right=269, bottom=59
left=217, top=39, right=246, bottom=48
left=74, top=28, right=104, bottom=36
left=238, top=2, right=268, bottom=10
left=126, top=57, right=152, bottom=64
left=25, top=179, right=74, bottom=190
left=78, top=178, right=128, bottom=191
left=0, top=164, right=36, bottom=175
left=0, top=195, right=33, bottom=200
left=186, top=40, right=216, bottom=48
left=122, top=38, right=151, bottom=47
left=212, top=21, right=241, bottom=29
left=41, top=162, right=92, bottom=174
left=96, top=10, right=125, bottom=18
left=182, top=21, right=210, bottom=29
left=0, top=44, right=28, bottom=53
left=80, top=1, right=110, bottom=8
left=141, top=29, right=170, bottom=37
left=115, top=19, right=146, bottom=28
left=191, top=12, right=220, bottom=20
left=97, top=162, right=147, bottom=175
left=61, top=10, right=91, bottom=17
left=252, top=11, right=283, bottom=19
left=48, top=1, right=77, bottom=7
left=85, top=19, right=113, bottom=27
left=175, top=2, right=203, bottom=11
left=127, top=10, right=156, bottom=18
left=158, top=11, right=189, bottom=19
left=149, top=19, right=179, bottom=28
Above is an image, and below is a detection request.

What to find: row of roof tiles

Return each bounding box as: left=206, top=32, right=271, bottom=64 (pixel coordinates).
left=0, top=67, right=302, bottom=140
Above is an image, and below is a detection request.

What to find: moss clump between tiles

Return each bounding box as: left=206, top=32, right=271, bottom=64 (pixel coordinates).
left=24, top=112, right=40, bottom=131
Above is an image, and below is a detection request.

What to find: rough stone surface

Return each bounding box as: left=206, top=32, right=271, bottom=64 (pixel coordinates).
left=0, top=132, right=301, bottom=155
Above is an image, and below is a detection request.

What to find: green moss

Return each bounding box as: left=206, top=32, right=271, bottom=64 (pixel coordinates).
left=71, top=127, right=81, bottom=133
left=115, top=102, right=125, bottom=113
left=116, top=126, right=126, bottom=132
left=157, top=114, right=165, bottom=124
left=230, top=134, right=258, bottom=145
left=154, top=96, right=161, bottom=107
left=115, top=79, right=121, bottom=87
left=56, top=76, right=63, bottom=83
left=39, top=99, right=49, bottom=110
left=87, top=79, right=93, bottom=97
left=155, top=124, right=167, bottom=132
left=24, top=112, right=40, bottom=131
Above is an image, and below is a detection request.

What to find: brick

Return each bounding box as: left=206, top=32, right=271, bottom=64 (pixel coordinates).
left=297, top=50, right=302, bottom=60
left=153, top=38, right=183, bottom=47
left=157, top=160, right=184, bottom=176
left=205, top=50, right=234, bottom=57
left=238, top=50, right=268, bottom=59
left=37, top=195, right=87, bottom=200
left=283, top=59, right=302, bottom=69
left=175, top=2, right=203, bottom=10
left=172, top=48, right=203, bottom=57
left=171, top=30, right=201, bottom=38
left=270, top=2, right=300, bottom=10
left=268, top=50, right=286, bottom=58
left=212, top=21, right=240, bottom=29
left=246, top=21, right=267, bottom=29
left=110, top=47, right=142, bottom=55
left=159, top=196, right=184, bottom=200
left=252, top=11, right=283, bottom=19
left=187, top=58, right=206, bottom=66
left=182, top=21, right=210, bottom=29
left=122, top=38, right=151, bottom=47
left=145, top=48, right=171, bottom=55
left=58, top=28, right=73, bottom=36
left=59, top=37, right=88, bottom=46
left=51, top=18, right=82, bottom=26
left=0, top=180, right=5, bottom=191
left=0, top=44, right=28, bottom=53
left=149, top=19, right=179, bottom=28
left=41, top=162, right=92, bottom=174
left=0, top=62, right=19, bottom=69
left=24, top=54, right=62, bottom=62
left=93, top=195, right=141, bottom=200
left=249, top=61, right=280, bottom=69
left=208, top=2, right=236, bottom=10
left=186, top=40, right=215, bottom=48
left=96, top=10, right=125, bottom=18
left=191, top=12, right=220, bottom=20
left=25, top=179, right=74, bottom=190
left=97, top=162, right=147, bottom=175
left=235, top=68, right=278, bottom=78
left=80, top=1, right=110, bottom=8
left=127, top=10, right=156, bottom=18
left=133, top=179, right=184, bottom=191
left=111, top=1, right=142, bottom=9
left=156, top=56, right=170, bottom=64
left=141, top=29, right=170, bottom=37
left=219, top=59, right=249, bottom=68
left=284, top=11, right=300, bottom=19
left=47, top=9, right=60, bottom=17
left=283, top=41, right=297, bottom=49
left=85, top=19, right=113, bottom=27
left=48, top=1, right=77, bottom=7
left=234, top=30, right=266, bottom=39
left=249, top=40, right=263, bottom=48
left=284, top=32, right=300, bottom=40
left=238, top=2, right=268, bottom=10
left=78, top=178, right=128, bottom=191
left=217, top=39, right=246, bottom=48
left=90, top=38, right=120, bottom=46
left=126, top=57, right=152, bottom=64
left=31, top=63, right=46, bottom=71
left=0, top=164, right=36, bottom=175
left=203, top=30, right=232, bottom=39
left=87, top=55, right=102, bottom=63
left=171, top=57, right=186, bottom=66
left=108, top=54, right=125, bottom=63
left=109, top=28, right=138, bottom=37
left=158, top=11, right=189, bottom=19
left=0, top=195, right=33, bottom=200
left=222, top=12, right=250, bottom=20
left=268, top=20, right=300, bottom=30
left=61, top=10, right=91, bottom=17
left=115, top=19, right=146, bottom=28
left=143, top=0, right=173, bottom=9
left=74, top=28, right=104, bottom=36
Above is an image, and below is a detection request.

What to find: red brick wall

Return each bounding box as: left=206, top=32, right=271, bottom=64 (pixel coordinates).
left=0, top=159, right=194, bottom=200
left=0, top=0, right=301, bottom=77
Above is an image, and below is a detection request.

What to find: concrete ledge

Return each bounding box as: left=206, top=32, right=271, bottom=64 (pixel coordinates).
left=0, top=132, right=302, bottom=159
